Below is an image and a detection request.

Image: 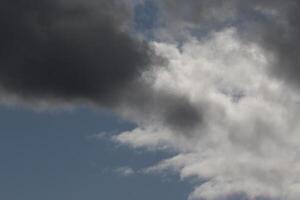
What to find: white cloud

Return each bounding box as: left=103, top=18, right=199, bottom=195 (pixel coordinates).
left=115, top=166, right=135, bottom=177
left=114, top=28, right=300, bottom=200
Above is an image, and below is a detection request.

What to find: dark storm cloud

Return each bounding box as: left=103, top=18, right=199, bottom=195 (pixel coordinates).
left=0, top=0, right=203, bottom=134
left=0, top=0, right=153, bottom=105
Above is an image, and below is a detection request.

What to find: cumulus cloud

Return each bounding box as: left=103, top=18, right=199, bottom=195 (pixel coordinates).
left=112, top=2, right=300, bottom=199
left=114, top=28, right=300, bottom=200
left=155, top=0, right=300, bottom=89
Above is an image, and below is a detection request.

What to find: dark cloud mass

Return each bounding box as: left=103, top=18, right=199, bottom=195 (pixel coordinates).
left=255, top=1, right=300, bottom=88
left=0, top=0, right=152, bottom=104
left=0, top=1, right=298, bottom=133
left=1, top=0, right=300, bottom=136
left=0, top=0, right=203, bottom=134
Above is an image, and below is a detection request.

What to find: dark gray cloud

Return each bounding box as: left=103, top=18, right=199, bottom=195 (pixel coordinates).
left=119, top=83, right=203, bottom=134
left=0, top=0, right=203, bottom=134
left=252, top=1, right=300, bottom=89
left=162, top=94, right=202, bottom=133
left=0, top=0, right=153, bottom=105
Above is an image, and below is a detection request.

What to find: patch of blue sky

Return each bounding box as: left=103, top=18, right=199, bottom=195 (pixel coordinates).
left=189, top=6, right=274, bottom=40
left=134, top=0, right=159, bottom=40
left=0, top=105, right=192, bottom=200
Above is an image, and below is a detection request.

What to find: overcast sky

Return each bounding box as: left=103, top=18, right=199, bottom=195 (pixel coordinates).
left=1, top=1, right=300, bottom=200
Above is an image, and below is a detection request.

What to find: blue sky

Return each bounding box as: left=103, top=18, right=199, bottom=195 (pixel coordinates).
left=0, top=106, right=192, bottom=200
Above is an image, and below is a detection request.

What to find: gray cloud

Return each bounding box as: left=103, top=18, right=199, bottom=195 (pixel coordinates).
left=115, top=25, right=300, bottom=200
left=0, top=0, right=152, bottom=105
left=162, top=95, right=202, bottom=133
left=111, top=1, right=300, bottom=200
left=156, top=0, right=300, bottom=89
left=0, top=0, right=204, bottom=134
left=118, top=82, right=203, bottom=135
left=252, top=1, right=300, bottom=89
left=2, top=0, right=299, bottom=136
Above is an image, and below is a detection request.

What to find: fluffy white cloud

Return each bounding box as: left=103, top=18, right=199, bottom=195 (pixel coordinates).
left=114, top=28, right=300, bottom=200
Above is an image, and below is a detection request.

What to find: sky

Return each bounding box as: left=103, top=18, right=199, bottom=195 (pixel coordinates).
left=1, top=0, right=300, bottom=200
left=0, top=106, right=192, bottom=200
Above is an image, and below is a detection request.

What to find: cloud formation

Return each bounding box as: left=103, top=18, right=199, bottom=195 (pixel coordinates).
left=2, top=0, right=300, bottom=200
left=155, top=0, right=300, bottom=88
left=115, top=27, right=300, bottom=200
left=252, top=1, right=300, bottom=89
left=0, top=0, right=152, bottom=105
left=0, top=0, right=203, bottom=133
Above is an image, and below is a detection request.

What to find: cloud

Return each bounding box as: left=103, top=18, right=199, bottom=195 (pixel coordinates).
left=115, top=166, right=135, bottom=177
left=249, top=1, right=300, bottom=90
left=155, top=0, right=300, bottom=90
left=151, top=0, right=239, bottom=41
left=114, top=28, right=300, bottom=200
left=157, top=0, right=237, bottom=26
left=0, top=0, right=153, bottom=106
left=3, top=1, right=300, bottom=199
left=0, top=0, right=203, bottom=134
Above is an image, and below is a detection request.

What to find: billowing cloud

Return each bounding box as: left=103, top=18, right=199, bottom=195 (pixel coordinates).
left=114, top=28, right=300, bottom=200
left=155, top=0, right=300, bottom=89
